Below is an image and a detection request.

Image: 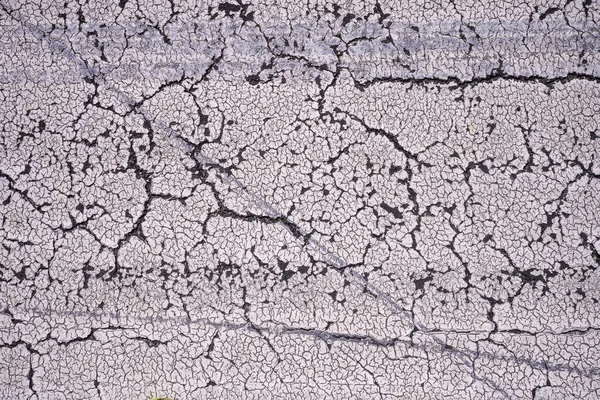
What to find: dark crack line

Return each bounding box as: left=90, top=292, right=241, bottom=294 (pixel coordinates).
left=352, top=71, right=600, bottom=90
left=3, top=306, right=598, bottom=380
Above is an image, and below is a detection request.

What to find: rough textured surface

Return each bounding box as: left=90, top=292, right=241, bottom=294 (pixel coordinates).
left=1, top=1, right=599, bottom=399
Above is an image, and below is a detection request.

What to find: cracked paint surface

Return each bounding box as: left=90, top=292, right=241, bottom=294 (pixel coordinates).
left=1, top=0, right=599, bottom=399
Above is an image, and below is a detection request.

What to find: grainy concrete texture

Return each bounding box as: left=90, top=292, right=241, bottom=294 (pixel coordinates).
left=1, top=0, right=599, bottom=399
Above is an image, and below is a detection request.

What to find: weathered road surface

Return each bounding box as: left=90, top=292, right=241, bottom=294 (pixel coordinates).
left=1, top=1, right=599, bottom=399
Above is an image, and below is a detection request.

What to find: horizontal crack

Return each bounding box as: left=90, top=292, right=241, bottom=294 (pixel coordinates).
left=4, top=306, right=599, bottom=379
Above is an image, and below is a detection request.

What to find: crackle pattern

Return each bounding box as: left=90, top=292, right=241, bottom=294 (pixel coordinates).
left=1, top=0, right=599, bottom=399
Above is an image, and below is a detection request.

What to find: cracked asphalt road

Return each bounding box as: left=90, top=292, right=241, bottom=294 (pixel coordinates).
left=1, top=0, right=599, bottom=399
